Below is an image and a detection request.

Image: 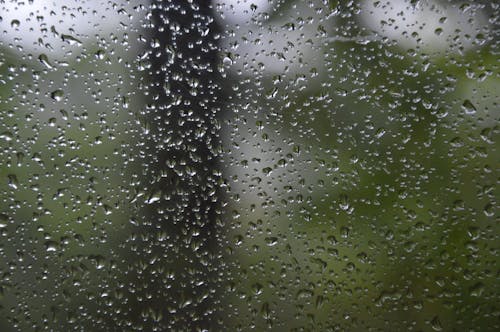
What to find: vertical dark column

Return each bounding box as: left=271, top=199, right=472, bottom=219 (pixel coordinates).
left=118, top=1, right=224, bottom=330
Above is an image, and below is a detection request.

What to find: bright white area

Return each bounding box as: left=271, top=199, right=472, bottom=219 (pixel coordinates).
left=360, top=0, right=489, bottom=52
left=214, top=0, right=273, bottom=24
left=0, top=0, right=138, bottom=58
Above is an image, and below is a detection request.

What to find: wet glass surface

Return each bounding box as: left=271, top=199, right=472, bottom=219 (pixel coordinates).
left=0, top=0, right=498, bottom=330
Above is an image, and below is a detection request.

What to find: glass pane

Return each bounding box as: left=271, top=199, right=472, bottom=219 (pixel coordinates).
left=0, top=0, right=497, bottom=330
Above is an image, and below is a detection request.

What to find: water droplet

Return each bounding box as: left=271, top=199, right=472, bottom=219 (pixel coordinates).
left=262, top=167, right=272, bottom=176
left=0, top=131, right=13, bottom=142
left=375, top=127, right=386, bottom=138
left=7, top=174, right=19, bottom=190
left=461, top=100, right=477, bottom=114
left=38, top=54, right=54, bottom=69
left=251, top=282, right=263, bottom=295
left=434, top=28, right=443, bottom=36
left=95, top=49, right=106, bottom=60
left=469, top=282, right=485, bottom=297
left=265, top=237, right=278, bottom=246
left=483, top=203, right=494, bottom=217
left=61, top=34, right=82, bottom=46
left=146, top=190, right=162, bottom=204
left=339, top=194, right=351, bottom=211
left=223, top=56, right=233, bottom=66
left=51, top=90, right=64, bottom=102
left=45, top=240, right=59, bottom=252
left=122, top=96, right=129, bottom=109
left=0, top=213, right=8, bottom=228
left=340, top=226, right=350, bottom=239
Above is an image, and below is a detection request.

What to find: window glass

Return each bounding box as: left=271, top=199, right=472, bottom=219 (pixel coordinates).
left=0, top=0, right=497, bottom=330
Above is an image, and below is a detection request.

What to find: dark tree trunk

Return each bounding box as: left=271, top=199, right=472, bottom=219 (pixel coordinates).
left=115, top=1, right=224, bottom=330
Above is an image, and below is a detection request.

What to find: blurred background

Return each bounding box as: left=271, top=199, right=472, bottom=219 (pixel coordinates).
left=0, top=0, right=498, bottom=331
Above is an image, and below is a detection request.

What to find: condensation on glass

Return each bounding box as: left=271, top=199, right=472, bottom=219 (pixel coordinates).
left=0, top=0, right=497, bottom=331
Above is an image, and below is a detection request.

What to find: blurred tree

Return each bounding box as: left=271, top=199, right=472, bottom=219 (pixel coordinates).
left=111, top=1, right=224, bottom=330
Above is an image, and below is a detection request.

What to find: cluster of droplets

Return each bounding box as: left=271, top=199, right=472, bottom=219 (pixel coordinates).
left=0, top=0, right=498, bottom=331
